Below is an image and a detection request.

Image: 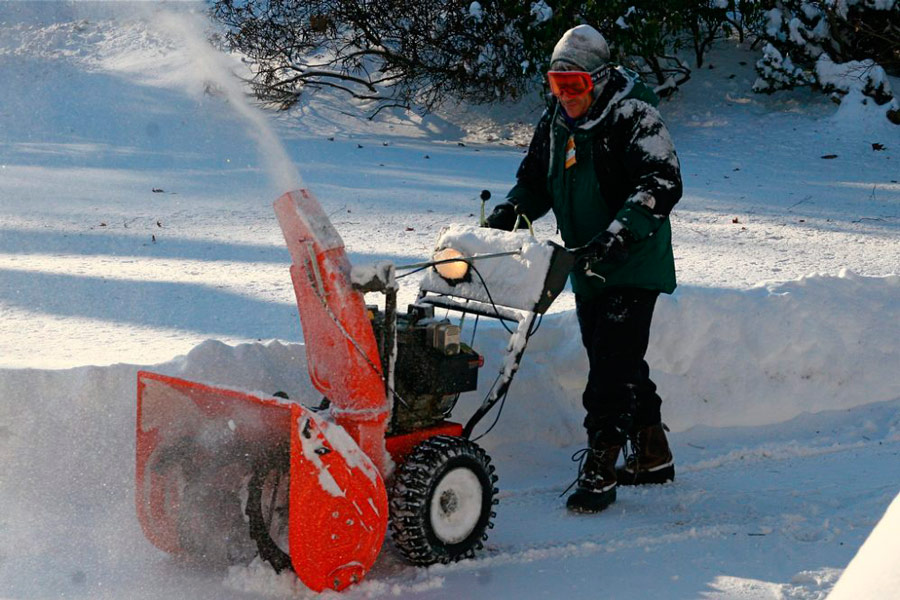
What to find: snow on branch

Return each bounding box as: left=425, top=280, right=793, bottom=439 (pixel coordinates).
left=754, top=0, right=899, bottom=119
left=210, top=0, right=550, bottom=114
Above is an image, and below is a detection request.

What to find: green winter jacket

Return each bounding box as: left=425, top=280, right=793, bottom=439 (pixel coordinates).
left=507, top=67, right=682, bottom=297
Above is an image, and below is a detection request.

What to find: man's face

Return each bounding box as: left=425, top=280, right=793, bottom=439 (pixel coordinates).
left=559, top=92, right=593, bottom=119
left=547, top=70, right=596, bottom=119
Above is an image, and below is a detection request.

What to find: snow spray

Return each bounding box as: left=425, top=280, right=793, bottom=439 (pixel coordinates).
left=150, top=7, right=303, bottom=194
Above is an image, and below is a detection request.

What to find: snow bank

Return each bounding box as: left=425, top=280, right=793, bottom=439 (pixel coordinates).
left=652, top=270, right=900, bottom=431
left=471, top=270, right=900, bottom=446
left=827, top=491, right=900, bottom=600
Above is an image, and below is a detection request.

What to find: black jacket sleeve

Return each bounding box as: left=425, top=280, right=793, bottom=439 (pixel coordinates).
left=503, top=109, right=555, bottom=223
left=610, top=99, right=682, bottom=240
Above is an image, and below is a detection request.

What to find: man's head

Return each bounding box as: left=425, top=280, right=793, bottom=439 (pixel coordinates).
left=547, top=25, right=610, bottom=119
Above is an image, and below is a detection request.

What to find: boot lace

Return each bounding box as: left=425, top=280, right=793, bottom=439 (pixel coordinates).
left=623, top=433, right=641, bottom=474
left=560, top=447, right=603, bottom=497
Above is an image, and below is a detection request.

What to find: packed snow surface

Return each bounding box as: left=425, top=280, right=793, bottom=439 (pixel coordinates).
left=1, top=3, right=898, bottom=599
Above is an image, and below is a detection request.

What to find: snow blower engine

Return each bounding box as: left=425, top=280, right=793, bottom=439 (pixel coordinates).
left=369, top=302, right=481, bottom=436
left=135, top=188, right=574, bottom=592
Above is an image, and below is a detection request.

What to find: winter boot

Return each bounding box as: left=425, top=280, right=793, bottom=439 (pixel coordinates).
left=617, top=423, right=675, bottom=485
left=565, top=442, right=621, bottom=513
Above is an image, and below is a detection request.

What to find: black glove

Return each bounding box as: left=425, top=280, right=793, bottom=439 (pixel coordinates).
left=483, top=202, right=518, bottom=231
left=575, top=229, right=631, bottom=267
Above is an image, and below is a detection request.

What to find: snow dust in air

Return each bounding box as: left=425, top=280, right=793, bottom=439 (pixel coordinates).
left=151, top=7, right=302, bottom=195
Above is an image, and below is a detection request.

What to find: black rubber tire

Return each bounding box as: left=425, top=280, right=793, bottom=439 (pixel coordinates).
left=245, top=446, right=293, bottom=573
left=389, top=435, right=498, bottom=566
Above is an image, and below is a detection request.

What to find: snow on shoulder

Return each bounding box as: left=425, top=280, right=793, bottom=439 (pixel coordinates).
left=420, top=224, right=562, bottom=313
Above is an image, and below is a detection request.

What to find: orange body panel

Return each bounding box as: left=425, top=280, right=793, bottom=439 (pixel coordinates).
left=385, top=421, right=464, bottom=463
left=136, top=372, right=388, bottom=593
left=136, top=371, right=293, bottom=557
left=288, top=411, right=388, bottom=591
left=274, top=190, right=390, bottom=473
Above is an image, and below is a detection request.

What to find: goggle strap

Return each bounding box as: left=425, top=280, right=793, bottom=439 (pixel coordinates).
left=590, top=65, right=610, bottom=84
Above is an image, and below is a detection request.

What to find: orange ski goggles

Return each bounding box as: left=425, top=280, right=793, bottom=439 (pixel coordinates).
left=547, top=70, right=594, bottom=98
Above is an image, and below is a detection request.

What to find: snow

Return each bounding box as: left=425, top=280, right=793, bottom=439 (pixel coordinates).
left=298, top=414, right=350, bottom=497
left=468, top=2, right=483, bottom=22
left=419, top=224, right=558, bottom=312
left=836, top=0, right=897, bottom=18
left=816, top=53, right=892, bottom=97
left=500, top=315, right=536, bottom=380
left=757, top=2, right=895, bottom=107
left=828, top=492, right=900, bottom=599
left=313, top=412, right=383, bottom=488
left=1, top=3, right=899, bottom=599
left=350, top=261, right=397, bottom=291
left=626, top=102, right=679, bottom=162
left=530, top=1, right=553, bottom=24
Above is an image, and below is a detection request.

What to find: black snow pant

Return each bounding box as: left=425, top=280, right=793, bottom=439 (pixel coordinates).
left=575, top=288, right=662, bottom=445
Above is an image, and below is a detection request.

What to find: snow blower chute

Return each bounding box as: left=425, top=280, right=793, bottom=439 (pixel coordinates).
left=136, top=188, right=574, bottom=591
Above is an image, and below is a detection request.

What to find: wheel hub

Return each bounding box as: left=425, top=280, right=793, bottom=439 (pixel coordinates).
left=439, top=489, right=459, bottom=513
left=430, top=467, right=483, bottom=544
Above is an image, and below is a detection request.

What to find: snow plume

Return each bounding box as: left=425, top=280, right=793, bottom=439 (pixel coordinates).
left=63, top=3, right=304, bottom=194
left=145, top=8, right=303, bottom=195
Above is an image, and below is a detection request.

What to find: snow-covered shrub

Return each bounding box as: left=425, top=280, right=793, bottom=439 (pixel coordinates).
left=210, top=0, right=553, bottom=114
left=599, top=1, right=695, bottom=91
left=754, top=0, right=899, bottom=115
left=211, top=0, right=768, bottom=113
left=212, top=0, right=896, bottom=115
left=541, top=0, right=738, bottom=94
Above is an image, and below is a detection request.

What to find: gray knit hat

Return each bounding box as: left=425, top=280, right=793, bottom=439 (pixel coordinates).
left=550, top=25, right=610, bottom=73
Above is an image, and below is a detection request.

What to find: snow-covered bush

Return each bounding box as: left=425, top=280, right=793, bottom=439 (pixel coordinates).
left=594, top=1, right=695, bottom=92
left=210, top=0, right=553, bottom=114
left=754, top=0, right=900, bottom=118
left=212, top=0, right=900, bottom=117
left=210, top=0, right=768, bottom=112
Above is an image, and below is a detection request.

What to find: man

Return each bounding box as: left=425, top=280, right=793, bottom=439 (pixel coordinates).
left=485, top=25, right=681, bottom=513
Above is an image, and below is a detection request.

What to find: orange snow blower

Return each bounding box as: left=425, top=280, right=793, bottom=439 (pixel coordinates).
left=136, top=189, right=573, bottom=592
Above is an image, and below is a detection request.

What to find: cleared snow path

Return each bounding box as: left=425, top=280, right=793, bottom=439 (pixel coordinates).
left=1, top=341, right=897, bottom=599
